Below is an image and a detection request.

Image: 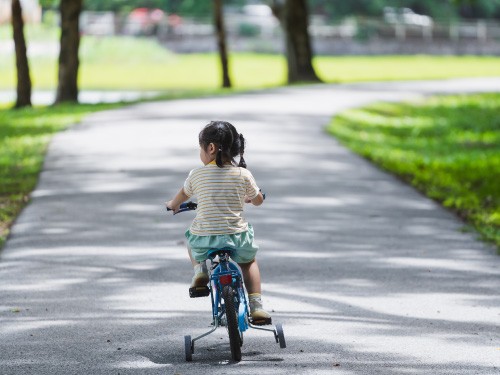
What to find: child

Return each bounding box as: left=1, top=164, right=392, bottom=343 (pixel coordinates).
left=166, top=120, right=271, bottom=324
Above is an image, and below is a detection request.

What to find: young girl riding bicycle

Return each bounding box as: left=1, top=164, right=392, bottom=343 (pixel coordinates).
left=166, top=121, right=271, bottom=324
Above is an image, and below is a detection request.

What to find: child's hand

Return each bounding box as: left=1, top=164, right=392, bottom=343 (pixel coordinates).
left=166, top=200, right=179, bottom=213
left=166, top=188, right=189, bottom=213
left=245, top=192, right=264, bottom=206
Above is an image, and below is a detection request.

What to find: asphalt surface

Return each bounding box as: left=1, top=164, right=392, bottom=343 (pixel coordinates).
left=1, top=79, right=499, bottom=375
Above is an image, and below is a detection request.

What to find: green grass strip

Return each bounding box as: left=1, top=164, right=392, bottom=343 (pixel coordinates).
left=0, top=103, right=121, bottom=247
left=326, top=93, right=500, bottom=251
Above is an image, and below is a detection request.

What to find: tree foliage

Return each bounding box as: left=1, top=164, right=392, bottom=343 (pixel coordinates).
left=40, top=0, right=243, bottom=16
left=308, top=0, right=500, bottom=20
left=40, top=0, right=500, bottom=19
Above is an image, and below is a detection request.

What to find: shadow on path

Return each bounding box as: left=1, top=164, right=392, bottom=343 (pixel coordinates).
left=1, top=81, right=499, bottom=374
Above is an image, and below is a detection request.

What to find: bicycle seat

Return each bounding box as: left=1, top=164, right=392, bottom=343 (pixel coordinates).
left=207, top=247, right=235, bottom=259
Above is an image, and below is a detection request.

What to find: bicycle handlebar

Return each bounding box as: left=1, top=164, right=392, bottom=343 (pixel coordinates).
left=167, top=191, right=266, bottom=214
left=166, top=201, right=198, bottom=214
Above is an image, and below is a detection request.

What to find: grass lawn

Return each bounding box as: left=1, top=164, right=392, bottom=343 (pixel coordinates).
left=1, top=25, right=500, bottom=90
left=314, top=55, right=500, bottom=83
left=326, top=93, right=500, bottom=250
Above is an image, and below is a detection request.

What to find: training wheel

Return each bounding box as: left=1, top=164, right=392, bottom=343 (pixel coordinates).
left=184, top=335, right=193, bottom=361
left=275, top=323, right=286, bottom=349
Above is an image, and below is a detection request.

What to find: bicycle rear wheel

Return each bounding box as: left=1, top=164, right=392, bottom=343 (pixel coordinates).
left=222, top=285, right=242, bottom=362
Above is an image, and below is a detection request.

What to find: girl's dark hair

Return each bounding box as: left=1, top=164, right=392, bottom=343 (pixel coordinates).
left=199, top=121, right=247, bottom=168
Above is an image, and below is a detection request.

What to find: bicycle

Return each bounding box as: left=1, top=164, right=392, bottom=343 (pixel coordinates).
left=167, top=201, right=286, bottom=362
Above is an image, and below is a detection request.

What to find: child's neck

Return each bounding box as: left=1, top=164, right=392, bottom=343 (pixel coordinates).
left=208, top=160, right=232, bottom=166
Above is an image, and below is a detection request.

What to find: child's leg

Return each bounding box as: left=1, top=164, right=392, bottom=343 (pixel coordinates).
left=187, top=246, right=208, bottom=287
left=238, top=259, right=261, bottom=295
left=239, top=259, right=271, bottom=323
left=187, top=246, right=200, bottom=267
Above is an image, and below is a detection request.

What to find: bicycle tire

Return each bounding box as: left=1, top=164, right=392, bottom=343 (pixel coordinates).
left=222, top=285, right=242, bottom=362
left=184, top=335, right=193, bottom=361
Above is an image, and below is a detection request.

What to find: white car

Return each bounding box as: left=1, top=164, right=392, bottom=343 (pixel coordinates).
left=384, top=7, right=433, bottom=27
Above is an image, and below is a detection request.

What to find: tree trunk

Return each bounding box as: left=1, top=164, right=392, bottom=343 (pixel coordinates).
left=11, top=0, right=32, bottom=108
left=273, top=0, right=321, bottom=84
left=213, top=0, right=231, bottom=88
left=55, top=0, right=82, bottom=104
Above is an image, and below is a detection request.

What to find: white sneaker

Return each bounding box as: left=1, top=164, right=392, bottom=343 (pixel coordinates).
left=249, top=293, right=272, bottom=325
left=190, top=263, right=209, bottom=288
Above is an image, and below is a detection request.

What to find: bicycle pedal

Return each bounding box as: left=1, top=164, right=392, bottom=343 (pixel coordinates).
left=189, top=286, right=210, bottom=298
left=250, top=317, right=272, bottom=326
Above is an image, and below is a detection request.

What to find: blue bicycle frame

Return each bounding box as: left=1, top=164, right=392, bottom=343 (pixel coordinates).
left=208, top=248, right=249, bottom=333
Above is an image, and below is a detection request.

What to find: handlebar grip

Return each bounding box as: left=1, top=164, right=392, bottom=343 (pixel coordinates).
left=166, top=201, right=198, bottom=214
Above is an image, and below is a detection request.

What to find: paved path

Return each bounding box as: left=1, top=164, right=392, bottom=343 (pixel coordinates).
left=1, top=79, right=499, bottom=375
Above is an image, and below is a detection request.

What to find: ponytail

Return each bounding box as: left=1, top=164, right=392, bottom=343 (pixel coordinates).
left=238, top=133, right=247, bottom=168
left=215, top=146, right=224, bottom=168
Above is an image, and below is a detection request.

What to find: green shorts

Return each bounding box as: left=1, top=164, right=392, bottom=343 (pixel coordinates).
left=185, top=224, right=259, bottom=264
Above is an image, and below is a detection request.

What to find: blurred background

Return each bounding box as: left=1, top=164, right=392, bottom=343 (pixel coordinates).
left=2, top=0, right=500, bottom=105
left=71, top=0, right=500, bottom=55
left=3, top=0, right=500, bottom=53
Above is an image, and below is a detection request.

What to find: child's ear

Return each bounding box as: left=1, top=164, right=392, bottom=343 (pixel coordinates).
left=208, top=143, right=216, bottom=154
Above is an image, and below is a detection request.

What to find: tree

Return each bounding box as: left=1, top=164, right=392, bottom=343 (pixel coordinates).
left=271, top=0, right=321, bottom=84
left=213, top=0, right=231, bottom=88
left=11, top=0, right=32, bottom=108
left=55, top=0, right=82, bottom=104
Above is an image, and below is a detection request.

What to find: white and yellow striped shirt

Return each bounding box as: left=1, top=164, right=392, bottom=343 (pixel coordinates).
left=183, top=162, right=260, bottom=235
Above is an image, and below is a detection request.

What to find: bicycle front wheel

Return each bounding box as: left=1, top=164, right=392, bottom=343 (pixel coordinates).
left=222, top=285, right=242, bottom=362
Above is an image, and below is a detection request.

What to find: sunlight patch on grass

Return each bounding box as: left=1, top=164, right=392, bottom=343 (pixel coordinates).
left=327, top=93, right=500, bottom=249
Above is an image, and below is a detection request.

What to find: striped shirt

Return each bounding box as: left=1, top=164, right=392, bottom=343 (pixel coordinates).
left=183, top=162, right=260, bottom=235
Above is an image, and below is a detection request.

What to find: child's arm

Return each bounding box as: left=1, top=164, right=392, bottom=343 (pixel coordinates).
left=166, top=187, right=190, bottom=212
left=245, top=192, right=264, bottom=206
